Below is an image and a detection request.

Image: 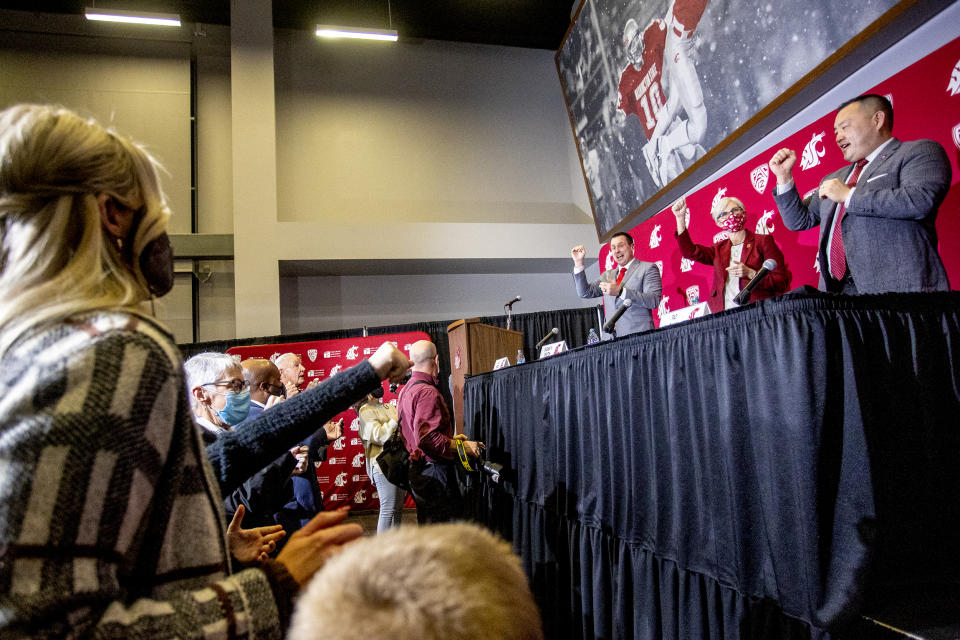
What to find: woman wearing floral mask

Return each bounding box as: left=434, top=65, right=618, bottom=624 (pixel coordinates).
left=672, top=195, right=791, bottom=313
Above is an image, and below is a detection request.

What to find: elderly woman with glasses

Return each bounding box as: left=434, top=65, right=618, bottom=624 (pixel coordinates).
left=0, top=104, right=412, bottom=639
left=672, top=195, right=791, bottom=313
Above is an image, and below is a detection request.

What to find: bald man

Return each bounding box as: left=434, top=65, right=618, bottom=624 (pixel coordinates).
left=397, top=340, right=483, bottom=523
left=241, top=358, right=284, bottom=422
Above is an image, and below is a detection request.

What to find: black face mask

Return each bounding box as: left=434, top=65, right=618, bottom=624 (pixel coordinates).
left=138, top=232, right=174, bottom=297
left=119, top=205, right=174, bottom=298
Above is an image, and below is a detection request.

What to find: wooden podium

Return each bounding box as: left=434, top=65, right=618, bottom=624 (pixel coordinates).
left=447, top=318, right=523, bottom=432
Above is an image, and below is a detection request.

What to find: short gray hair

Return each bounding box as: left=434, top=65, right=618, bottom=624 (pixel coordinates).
left=183, top=352, right=240, bottom=408
left=711, top=196, right=745, bottom=221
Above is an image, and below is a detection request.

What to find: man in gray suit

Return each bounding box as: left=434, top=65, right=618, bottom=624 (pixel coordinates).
left=572, top=232, right=662, bottom=335
left=769, top=94, right=951, bottom=294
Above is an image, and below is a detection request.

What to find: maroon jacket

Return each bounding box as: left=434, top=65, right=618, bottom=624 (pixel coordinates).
left=675, top=228, right=791, bottom=313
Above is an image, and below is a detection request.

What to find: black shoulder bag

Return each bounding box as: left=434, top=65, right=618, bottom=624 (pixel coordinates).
left=375, top=379, right=433, bottom=490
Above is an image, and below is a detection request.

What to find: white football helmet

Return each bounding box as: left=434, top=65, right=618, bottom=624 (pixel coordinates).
left=622, top=18, right=643, bottom=66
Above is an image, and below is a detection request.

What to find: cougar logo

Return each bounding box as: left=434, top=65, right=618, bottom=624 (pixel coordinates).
left=604, top=252, right=617, bottom=271
left=351, top=453, right=365, bottom=468
left=948, top=59, right=960, bottom=96
left=800, top=132, right=826, bottom=170
left=329, top=364, right=342, bottom=377
left=680, top=257, right=695, bottom=273
left=649, top=224, right=662, bottom=249
left=952, top=123, right=960, bottom=151
left=658, top=295, right=671, bottom=317
left=332, top=439, right=345, bottom=451
left=345, top=346, right=359, bottom=360
left=814, top=255, right=821, bottom=274
left=755, top=209, right=776, bottom=235
left=685, top=285, right=700, bottom=305
left=354, top=490, right=367, bottom=503
left=350, top=418, right=360, bottom=432
left=711, top=188, right=728, bottom=212
left=750, top=165, right=769, bottom=194
left=333, top=472, right=347, bottom=487
left=306, top=349, right=317, bottom=362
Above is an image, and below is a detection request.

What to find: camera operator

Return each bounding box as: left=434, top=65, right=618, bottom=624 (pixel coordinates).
left=398, top=340, right=483, bottom=523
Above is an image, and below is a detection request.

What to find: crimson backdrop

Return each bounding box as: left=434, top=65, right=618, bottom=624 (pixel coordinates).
left=227, top=332, right=427, bottom=511
left=600, top=35, right=960, bottom=322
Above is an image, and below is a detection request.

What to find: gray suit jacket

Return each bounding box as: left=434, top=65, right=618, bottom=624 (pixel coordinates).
left=574, top=260, right=662, bottom=335
left=774, top=138, right=950, bottom=293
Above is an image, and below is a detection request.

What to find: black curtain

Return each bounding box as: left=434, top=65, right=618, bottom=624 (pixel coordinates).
left=463, top=289, right=960, bottom=640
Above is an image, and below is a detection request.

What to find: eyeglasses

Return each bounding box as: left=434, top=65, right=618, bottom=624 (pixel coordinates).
left=716, top=206, right=743, bottom=220
left=202, top=379, right=248, bottom=393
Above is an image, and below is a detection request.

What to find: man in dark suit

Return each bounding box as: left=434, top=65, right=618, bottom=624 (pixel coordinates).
left=769, top=94, right=951, bottom=294
left=572, top=231, right=663, bottom=335
left=240, top=358, right=284, bottom=422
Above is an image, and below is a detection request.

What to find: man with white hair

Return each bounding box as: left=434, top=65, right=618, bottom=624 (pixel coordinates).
left=398, top=340, right=483, bottom=523
left=289, top=522, right=543, bottom=640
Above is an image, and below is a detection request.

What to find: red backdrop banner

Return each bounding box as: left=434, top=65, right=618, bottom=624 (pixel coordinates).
left=227, top=332, right=428, bottom=511
left=600, top=35, right=960, bottom=320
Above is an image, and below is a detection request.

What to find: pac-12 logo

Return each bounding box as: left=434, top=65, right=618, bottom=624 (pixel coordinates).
left=948, top=58, right=960, bottom=96
left=685, top=285, right=700, bottom=305
left=750, top=164, right=769, bottom=194
left=800, top=132, right=826, bottom=170
left=307, top=349, right=318, bottom=362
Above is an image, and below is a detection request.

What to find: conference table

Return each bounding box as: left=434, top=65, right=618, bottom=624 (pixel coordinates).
left=462, top=288, right=960, bottom=639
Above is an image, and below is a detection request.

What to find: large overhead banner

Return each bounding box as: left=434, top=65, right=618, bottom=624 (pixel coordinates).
left=557, top=0, right=904, bottom=239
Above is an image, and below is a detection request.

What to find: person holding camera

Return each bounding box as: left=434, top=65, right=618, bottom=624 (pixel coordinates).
left=397, top=340, right=483, bottom=524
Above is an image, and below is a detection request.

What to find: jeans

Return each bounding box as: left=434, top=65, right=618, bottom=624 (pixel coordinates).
left=408, top=458, right=463, bottom=524
left=371, top=465, right=405, bottom=533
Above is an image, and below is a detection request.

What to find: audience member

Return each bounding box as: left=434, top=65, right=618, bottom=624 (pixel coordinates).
left=398, top=340, right=482, bottom=523
left=0, top=103, right=409, bottom=637
left=288, top=522, right=543, bottom=640
left=241, top=357, right=284, bottom=421
left=354, top=386, right=406, bottom=532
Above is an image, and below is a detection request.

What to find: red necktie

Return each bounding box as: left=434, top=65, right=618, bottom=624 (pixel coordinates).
left=829, top=158, right=868, bottom=281
left=616, top=267, right=626, bottom=285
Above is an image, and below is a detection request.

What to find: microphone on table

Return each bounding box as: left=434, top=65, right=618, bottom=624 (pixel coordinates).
left=602, top=298, right=632, bottom=334
left=504, top=295, right=522, bottom=308
left=535, top=327, right=560, bottom=350
left=733, top=259, right=778, bottom=306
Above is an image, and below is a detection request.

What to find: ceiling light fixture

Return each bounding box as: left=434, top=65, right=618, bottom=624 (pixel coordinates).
left=84, top=7, right=182, bottom=27
left=315, top=25, right=398, bottom=41
left=316, top=0, right=397, bottom=42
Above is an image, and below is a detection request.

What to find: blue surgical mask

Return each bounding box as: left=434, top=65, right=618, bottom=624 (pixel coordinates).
left=214, top=389, right=251, bottom=426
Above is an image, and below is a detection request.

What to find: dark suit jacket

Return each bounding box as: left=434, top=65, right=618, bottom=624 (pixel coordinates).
left=676, top=228, right=791, bottom=313
left=574, top=259, right=662, bottom=334
left=774, top=138, right=950, bottom=293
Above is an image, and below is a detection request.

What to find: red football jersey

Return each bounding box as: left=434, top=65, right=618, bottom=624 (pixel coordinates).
left=617, top=19, right=668, bottom=139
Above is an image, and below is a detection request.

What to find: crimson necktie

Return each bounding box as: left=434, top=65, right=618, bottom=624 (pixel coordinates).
left=829, top=158, right=868, bottom=281
left=615, top=267, right=626, bottom=286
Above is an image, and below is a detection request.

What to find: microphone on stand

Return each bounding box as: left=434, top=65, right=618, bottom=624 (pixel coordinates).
left=733, top=259, right=777, bottom=306
left=504, top=295, right=522, bottom=308
left=535, top=327, right=560, bottom=350
left=602, top=298, right=633, bottom=334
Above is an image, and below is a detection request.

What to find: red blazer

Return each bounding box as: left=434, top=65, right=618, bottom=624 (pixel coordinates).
left=675, top=228, right=791, bottom=313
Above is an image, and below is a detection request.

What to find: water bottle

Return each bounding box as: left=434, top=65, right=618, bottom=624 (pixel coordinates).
left=515, top=349, right=526, bottom=364
left=587, top=328, right=600, bottom=345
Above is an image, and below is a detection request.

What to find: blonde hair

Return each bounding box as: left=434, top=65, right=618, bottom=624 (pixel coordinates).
left=0, top=104, right=171, bottom=355
left=289, top=522, right=544, bottom=640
